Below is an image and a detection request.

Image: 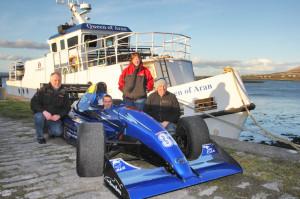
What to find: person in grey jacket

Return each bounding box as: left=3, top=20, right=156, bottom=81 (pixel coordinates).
left=31, top=72, right=70, bottom=144
left=143, top=78, right=181, bottom=135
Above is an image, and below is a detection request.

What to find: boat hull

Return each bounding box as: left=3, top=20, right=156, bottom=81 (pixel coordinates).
left=6, top=64, right=252, bottom=139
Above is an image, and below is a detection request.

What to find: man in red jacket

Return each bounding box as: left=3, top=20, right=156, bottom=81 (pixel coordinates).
left=118, top=53, right=153, bottom=111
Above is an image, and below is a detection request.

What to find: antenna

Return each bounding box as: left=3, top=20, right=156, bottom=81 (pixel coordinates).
left=56, top=0, right=91, bottom=24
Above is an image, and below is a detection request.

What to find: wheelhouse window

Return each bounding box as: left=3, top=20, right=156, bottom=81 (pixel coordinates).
left=118, top=37, right=129, bottom=48
left=84, top=35, right=97, bottom=47
left=60, top=39, right=65, bottom=50
left=67, top=36, right=78, bottom=48
left=51, top=42, right=57, bottom=52
left=102, top=37, right=114, bottom=47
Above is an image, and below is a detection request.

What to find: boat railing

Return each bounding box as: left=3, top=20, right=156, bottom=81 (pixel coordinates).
left=58, top=31, right=191, bottom=74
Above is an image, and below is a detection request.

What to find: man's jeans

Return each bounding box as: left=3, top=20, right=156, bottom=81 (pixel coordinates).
left=165, top=122, right=176, bottom=136
left=34, top=112, right=63, bottom=139
left=123, top=98, right=146, bottom=111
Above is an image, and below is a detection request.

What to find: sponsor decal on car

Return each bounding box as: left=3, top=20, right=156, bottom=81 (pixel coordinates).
left=115, top=111, right=151, bottom=131
left=80, top=95, right=87, bottom=103
left=110, top=158, right=140, bottom=173
left=112, top=159, right=126, bottom=172
left=155, top=131, right=178, bottom=147
left=202, top=144, right=217, bottom=155
left=174, top=157, right=187, bottom=164
left=104, top=176, right=123, bottom=196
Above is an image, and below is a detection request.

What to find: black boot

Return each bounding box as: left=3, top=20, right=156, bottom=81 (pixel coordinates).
left=37, top=138, right=46, bottom=144
left=48, top=134, right=55, bottom=139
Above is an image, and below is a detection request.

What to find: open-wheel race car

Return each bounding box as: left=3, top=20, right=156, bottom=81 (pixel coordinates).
left=62, top=82, right=243, bottom=199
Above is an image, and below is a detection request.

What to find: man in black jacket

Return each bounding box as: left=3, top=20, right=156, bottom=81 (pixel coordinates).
left=31, top=72, right=71, bottom=144
left=143, top=78, right=181, bottom=135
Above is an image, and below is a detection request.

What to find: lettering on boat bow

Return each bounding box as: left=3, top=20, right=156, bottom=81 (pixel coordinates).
left=174, top=84, right=213, bottom=96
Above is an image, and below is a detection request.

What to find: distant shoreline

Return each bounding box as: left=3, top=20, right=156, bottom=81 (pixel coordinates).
left=195, top=66, right=300, bottom=82
left=242, top=80, right=266, bottom=83
left=195, top=76, right=300, bottom=82
left=241, top=76, right=300, bottom=82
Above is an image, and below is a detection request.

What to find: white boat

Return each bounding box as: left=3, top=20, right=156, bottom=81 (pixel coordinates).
left=6, top=0, right=254, bottom=139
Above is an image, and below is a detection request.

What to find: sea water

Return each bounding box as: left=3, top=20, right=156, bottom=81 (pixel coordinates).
left=2, top=78, right=7, bottom=88
left=239, top=80, right=300, bottom=143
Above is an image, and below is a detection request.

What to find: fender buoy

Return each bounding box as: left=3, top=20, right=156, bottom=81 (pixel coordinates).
left=69, top=55, right=79, bottom=69
left=160, top=55, right=171, bottom=59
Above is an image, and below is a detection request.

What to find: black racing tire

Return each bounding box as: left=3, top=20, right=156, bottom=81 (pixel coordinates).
left=76, top=123, right=106, bottom=177
left=176, top=116, right=211, bottom=160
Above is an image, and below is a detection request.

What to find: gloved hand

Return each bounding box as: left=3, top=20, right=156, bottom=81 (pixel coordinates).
left=43, top=111, right=52, bottom=120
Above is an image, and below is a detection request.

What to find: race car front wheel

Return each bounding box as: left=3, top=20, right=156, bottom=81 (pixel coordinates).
left=76, top=123, right=106, bottom=177
left=176, top=116, right=211, bottom=160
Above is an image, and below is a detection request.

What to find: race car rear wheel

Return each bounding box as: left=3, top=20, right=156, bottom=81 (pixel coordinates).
left=176, top=116, right=211, bottom=160
left=76, top=123, right=106, bottom=177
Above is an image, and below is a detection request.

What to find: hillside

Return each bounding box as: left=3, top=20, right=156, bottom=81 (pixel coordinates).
left=241, top=66, right=300, bottom=81
left=283, top=66, right=300, bottom=75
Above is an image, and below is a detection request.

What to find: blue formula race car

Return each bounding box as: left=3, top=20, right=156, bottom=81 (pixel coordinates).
left=62, top=83, right=243, bottom=199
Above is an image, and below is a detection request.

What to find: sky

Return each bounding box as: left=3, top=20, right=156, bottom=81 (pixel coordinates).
left=0, top=0, right=299, bottom=76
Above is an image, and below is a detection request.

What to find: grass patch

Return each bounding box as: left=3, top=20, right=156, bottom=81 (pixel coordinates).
left=225, top=147, right=300, bottom=197
left=0, top=100, right=33, bottom=122
left=193, top=147, right=300, bottom=198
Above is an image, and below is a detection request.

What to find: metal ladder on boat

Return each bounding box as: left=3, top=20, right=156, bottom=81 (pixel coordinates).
left=158, top=58, right=172, bottom=87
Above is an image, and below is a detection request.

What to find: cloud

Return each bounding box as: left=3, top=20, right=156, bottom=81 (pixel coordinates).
left=192, top=57, right=241, bottom=76
left=192, top=56, right=300, bottom=76
left=0, top=39, right=48, bottom=49
left=192, top=57, right=240, bottom=68
left=21, top=57, right=34, bottom=61
left=0, top=54, right=22, bottom=60
left=0, top=54, right=33, bottom=61
left=238, top=58, right=300, bottom=74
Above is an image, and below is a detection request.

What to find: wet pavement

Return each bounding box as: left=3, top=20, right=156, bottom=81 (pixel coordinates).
left=0, top=115, right=299, bottom=199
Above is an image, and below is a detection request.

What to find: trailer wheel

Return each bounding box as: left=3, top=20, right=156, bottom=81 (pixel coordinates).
left=176, top=116, right=211, bottom=160
left=76, top=123, right=106, bottom=177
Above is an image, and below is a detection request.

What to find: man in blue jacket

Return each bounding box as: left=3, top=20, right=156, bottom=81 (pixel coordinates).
left=31, top=72, right=71, bottom=144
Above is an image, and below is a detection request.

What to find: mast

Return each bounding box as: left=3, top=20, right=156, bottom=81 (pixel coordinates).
left=56, top=0, right=91, bottom=24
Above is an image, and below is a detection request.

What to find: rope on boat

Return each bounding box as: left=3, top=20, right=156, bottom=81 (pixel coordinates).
left=179, top=67, right=300, bottom=152
left=227, top=67, right=300, bottom=151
